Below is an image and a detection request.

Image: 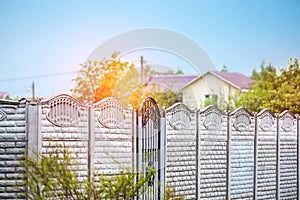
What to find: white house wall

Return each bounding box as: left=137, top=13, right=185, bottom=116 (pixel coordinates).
left=181, top=73, right=238, bottom=109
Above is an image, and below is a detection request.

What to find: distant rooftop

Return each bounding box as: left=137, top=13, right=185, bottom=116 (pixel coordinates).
left=144, top=71, right=253, bottom=93
left=147, top=74, right=198, bottom=91
left=211, top=71, right=253, bottom=90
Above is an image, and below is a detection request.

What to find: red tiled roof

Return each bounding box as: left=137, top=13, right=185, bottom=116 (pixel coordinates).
left=211, top=71, right=253, bottom=89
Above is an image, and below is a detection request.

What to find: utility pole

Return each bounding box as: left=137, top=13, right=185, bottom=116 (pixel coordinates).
left=31, top=81, right=35, bottom=101
left=140, top=56, right=144, bottom=84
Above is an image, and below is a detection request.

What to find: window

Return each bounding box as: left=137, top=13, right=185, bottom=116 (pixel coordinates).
left=203, top=94, right=218, bottom=107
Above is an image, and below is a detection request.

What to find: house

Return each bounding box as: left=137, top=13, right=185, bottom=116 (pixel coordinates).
left=143, top=71, right=253, bottom=109
left=179, top=71, right=253, bottom=109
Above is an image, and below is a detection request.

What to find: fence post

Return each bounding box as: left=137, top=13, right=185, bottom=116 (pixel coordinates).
left=297, top=115, right=300, bottom=200
left=276, top=113, right=280, bottom=200
left=160, top=109, right=166, bottom=199
left=196, top=109, right=200, bottom=199
left=88, top=106, right=95, bottom=182
left=27, top=102, right=40, bottom=158
left=226, top=111, right=231, bottom=200
left=253, top=112, right=258, bottom=199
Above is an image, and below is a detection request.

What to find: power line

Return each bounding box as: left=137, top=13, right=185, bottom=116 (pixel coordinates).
left=0, top=71, right=76, bottom=82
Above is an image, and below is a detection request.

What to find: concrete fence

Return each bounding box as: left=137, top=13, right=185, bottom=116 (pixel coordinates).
left=0, top=94, right=299, bottom=199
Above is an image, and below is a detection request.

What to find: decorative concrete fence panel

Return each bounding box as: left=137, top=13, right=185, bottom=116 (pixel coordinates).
left=39, top=95, right=90, bottom=181
left=198, top=106, right=228, bottom=199
left=0, top=99, right=27, bottom=199
left=278, top=111, right=298, bottom=199
left=165, top=103, right=197, bottom=199
left=229, top=108, right=255, bottom=199
left=91, top=97, right=134, bottom=175
left=1, top=94, right=300, bottom=200
left=33, top=95, right=135, bottom=179
left=255, top=109, right=277, bottom=199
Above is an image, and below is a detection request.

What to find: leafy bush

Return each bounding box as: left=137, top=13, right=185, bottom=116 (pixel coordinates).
left=22, top=146, right=180, bottom=199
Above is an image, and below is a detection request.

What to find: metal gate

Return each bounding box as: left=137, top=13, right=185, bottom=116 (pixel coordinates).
left=137, top=97, right=164, bottom=200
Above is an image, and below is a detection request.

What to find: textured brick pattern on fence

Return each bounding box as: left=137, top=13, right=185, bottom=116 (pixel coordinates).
left=165, top=103, right=197, bottom=199
left=0, top=95, right=300, bottom=200
left=0, top=99, right=27, bottom=199
left=199, top=106, right=228, bottom=199
left=40, top=95, right=89, bottom=181
left=230, top=108, right=255, bottom=199
left=92, top=98, right=133, bottom=175
left=279, top=111, right=298, bottom=199
left=256, top=110, right=277, bottom=199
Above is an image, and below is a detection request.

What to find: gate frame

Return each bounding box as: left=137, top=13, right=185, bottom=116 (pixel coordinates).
left=137, top=97, right=165, bottom=200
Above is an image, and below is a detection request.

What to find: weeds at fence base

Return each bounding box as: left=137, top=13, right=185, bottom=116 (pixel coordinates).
left=21, top=145, right=182, bottom=199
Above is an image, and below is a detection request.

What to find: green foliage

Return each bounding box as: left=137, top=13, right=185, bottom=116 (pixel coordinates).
left=71, top=52, right=134, bottom=103
left=221, top=65, right=228, bottom=72
left=235, top=62, right=277, bottom=112
left=235, top=58, right=300, bottom=114
left=165, top=67, right=184, bottom=75
left=264, top=57, right=300, bottom=114
left=0, top=95, right=19, bottom=101
left=129, top=84, right=180, bottom=109
left=22, top=147, right=81, bottom=200
left=175, top=68, right=184, bottom=75
left=163, top=185, right=184, bottom=200
left=72, top=52, right=184, bottom=108
left=22, top=146, right=180, bottom=199
left=96, top=168, right=155, bottom=199
left=114, top=65, right=181, bottom=108
left=204, top=94, right=218, bottom=107
left=113, top=68, right=140, bottom=106
left=71, top=59, right=104, bottom=103
left=155, top=90, right=180, bottom=109
left=250, top=61, right=276, bottom=81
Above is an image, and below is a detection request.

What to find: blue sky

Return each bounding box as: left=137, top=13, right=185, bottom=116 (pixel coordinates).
left=0, top=0, right=299, bottom=98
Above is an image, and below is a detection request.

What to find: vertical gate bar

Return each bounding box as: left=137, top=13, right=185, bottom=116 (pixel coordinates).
left=195, top=109, right=199, bottom=199
left=137, top=114, right=143, bottom=183
left=253, top=112, right=258, bottom=200
left=276, top=114, right=280, bottom=200
left=226, top=111, right=231, bottom=200
left=157, top=112, right=161, bottom=200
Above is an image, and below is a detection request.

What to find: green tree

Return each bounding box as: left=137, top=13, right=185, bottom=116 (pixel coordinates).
left=235, top=58, right=300, bottom=114
left=234, top=62, right=277, bottom=112
left=221, top=65, right=228, bottom=72
left=71, top=52, right=134, bottom=103
left=72, top=53, right=182, bottom=108
left=165, top=67, right=184, bottom=75
left=3, top=95, right=19, bottom=101
left=113, top=68, right=140, bottom=106
left=264, top=57, right=300, bottom=113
